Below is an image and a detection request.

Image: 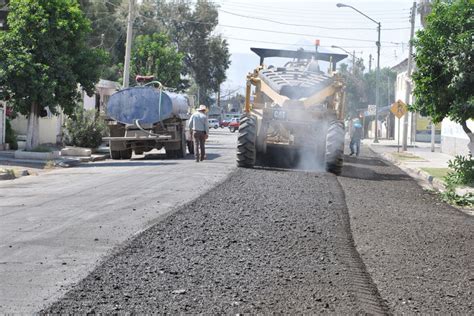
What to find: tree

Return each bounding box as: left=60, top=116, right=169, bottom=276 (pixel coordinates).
left=135, top=0, right=231, bottom=104
left=412, top=0, right=473, bottom=151
left=0, top=0, right=107, bottom=150
left=131, top=33, right=184, bottom=88
left=79, top=0, right=126, bottom=81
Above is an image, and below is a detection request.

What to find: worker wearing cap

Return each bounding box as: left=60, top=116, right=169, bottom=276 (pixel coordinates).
left=188, top=105, right=209, bottom=162
left=349, top=121, right=363, bottom=156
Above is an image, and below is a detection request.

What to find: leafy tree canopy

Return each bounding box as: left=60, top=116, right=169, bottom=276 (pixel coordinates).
left=135, top=0, right=231, bottom=104
left=131, top=32, right=184, bottom=88
left=0, top=0, right=107, bottom=116
left=412, top=0, right=473, bottom=129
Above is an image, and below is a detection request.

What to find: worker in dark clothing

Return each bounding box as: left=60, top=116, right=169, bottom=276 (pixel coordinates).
left=350, top=122, right=363, bottom=156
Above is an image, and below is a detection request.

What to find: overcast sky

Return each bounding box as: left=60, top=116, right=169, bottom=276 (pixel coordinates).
left=214, top=0, right=422, bottom=87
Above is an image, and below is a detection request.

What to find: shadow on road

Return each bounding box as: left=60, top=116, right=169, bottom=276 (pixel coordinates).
left=78, top=161, right=179, bottom=168
left=340, top=160, right=411, bottom=182
left=344, top=155, right=389, bottom=167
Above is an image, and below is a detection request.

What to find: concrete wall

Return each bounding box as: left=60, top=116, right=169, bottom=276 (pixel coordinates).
left=441, top=118, right=474, bottom=156
left=11, top=113, right=62, bottom=145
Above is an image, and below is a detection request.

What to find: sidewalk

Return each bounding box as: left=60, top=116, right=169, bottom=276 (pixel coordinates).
left=0, top=149, right=101, bottom=180
left=367, top=139, right=452, bottom=192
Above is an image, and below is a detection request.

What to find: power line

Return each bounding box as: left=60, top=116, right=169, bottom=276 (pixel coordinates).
left=220, top=3, right=410, bottom=18
left=135, top=12, right=405, bottom=44
left=214, top=1, right=410, bottom=14
left=219, top=9, right=411, bottom=31
left=221, top=35, right=402, bottom=49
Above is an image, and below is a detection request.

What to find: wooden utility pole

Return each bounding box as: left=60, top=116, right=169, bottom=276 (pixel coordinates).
left=123, top=0, right=135, bottom=88
left=402, top=1, right=416, bottom=151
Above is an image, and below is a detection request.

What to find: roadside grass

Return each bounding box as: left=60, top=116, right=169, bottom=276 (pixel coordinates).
left=421, top=167, right=450, bottom=180
left=391, top=152, right=426, bottom=161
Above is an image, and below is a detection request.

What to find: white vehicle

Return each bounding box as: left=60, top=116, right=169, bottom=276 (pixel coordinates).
left=208, top=118, right=219, bottom=129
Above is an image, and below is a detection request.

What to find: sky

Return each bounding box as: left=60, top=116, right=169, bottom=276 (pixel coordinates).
left=211, top=0, right=422, bottom=91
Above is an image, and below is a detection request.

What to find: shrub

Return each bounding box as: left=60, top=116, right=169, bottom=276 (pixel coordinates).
left=5, top=119, right=18, bottom=150
left=444, top=155, right=474, bottom=188
left=64, top=107, right=106, bottom=149
left=442, top=155, right=474, bottom=206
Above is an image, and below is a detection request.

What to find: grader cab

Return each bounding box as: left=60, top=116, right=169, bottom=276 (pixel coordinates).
left=237, top=48, right=347, bottom=174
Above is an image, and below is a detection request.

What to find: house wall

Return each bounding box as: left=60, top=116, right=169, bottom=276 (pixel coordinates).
left=393, top=71, right=441, bottom=144
left=441, top=118, right=474, bottom=156
left=393, top=71, right=415, bottom=144
left=11, top=114, right=62, bottom=145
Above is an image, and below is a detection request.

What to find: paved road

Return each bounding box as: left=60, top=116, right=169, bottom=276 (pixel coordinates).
left=339, top=146, right=473, bottom=313
left=45, top=168, right=388, bottom=314
left=44, top=144, right=473, bottom=314
left=0, top=129, right=237, bottom=313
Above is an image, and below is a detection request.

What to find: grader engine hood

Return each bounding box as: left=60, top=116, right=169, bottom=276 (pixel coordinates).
left=249, top=48, right=347, bottom=112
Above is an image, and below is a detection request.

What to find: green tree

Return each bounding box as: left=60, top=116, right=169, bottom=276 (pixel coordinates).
left=131, top=33, right=184, bottom=88
left=412, top=0, right=473, bottom=150
left=0, top=0, right=107, bottom=150
left=135, top=0, right=231, bottom=104
left=79, top=0, right=126, bottom=81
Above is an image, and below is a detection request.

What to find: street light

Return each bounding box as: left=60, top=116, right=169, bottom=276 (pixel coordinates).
left=337, top=3, right=381, bottom=143
left=331, top=45, right=362, bottom=74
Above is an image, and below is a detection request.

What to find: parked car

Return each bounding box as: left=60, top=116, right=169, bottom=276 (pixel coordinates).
left=228, top=118, right=240, bottom=133
left=220, top=119, right=231, bottom=128
left=208, top=118, right=219, bottom=129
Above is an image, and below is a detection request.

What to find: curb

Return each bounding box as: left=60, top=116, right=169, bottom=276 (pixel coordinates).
left=368, top=146, right=474, bottom=217
left=367, top=146, right=446, bottom=193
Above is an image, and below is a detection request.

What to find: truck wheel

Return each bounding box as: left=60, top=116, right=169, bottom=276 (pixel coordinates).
left=120, top=149, right=132, bottom=160
left=237, top=115, right=257, bottom=168
left=325, top=120, right=345, bottom=175
left=176, top=132, right=187, bottom=158
left=110, top=150, right=121, bottom=160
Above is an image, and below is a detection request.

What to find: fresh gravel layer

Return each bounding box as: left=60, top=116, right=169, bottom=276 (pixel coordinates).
left=339, top=150, right=474, bottom=314
left=44, top=168, right=386, bottom=314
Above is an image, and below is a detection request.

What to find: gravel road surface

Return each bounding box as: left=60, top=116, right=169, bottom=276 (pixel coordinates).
left=339, top=147, right=473, bottom=314
left=45, top=168, right=387, bottom=314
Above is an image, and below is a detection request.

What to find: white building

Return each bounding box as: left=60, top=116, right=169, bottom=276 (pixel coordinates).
left=11, top=79, right=119, bottom=146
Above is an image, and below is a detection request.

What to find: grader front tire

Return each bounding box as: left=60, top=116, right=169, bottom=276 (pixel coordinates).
left=325, top=120, right=345, bottom=175
left=236, top=115, right=257, bottom=168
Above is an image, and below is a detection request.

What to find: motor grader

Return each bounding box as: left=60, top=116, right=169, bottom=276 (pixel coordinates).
left=236, top=48, right=347, bottom=174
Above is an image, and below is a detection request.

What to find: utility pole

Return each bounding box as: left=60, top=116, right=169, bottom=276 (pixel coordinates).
left=368, top=54, right=373, bottom=72
left=122, top=0, right=135, bottom=88
left=402, top=1, right=416, bottom=151
left=352, top=50, right=356, bottom=75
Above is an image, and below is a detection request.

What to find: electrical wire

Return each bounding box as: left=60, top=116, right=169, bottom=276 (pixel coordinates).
left=136, top=12, right=404, bottom=45
left=219, top=9, right=411, bottom=31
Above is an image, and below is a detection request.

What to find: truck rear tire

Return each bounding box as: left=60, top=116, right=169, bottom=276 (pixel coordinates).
left=325, top=120, right=345, bottom=175
left=237, top=115, right=257, bottom=168
left=110, top=150, right=121, bottom=160
left=120, top=149, right=132, bottom=160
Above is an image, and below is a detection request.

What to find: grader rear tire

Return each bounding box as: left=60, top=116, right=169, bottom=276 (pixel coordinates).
left=325, top=120, right=345, bottom=175
left=236, top=115, right=257, bottom=168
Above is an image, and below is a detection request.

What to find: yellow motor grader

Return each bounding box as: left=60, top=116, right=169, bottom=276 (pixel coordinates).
left=237, top=48, right=347, bottom=174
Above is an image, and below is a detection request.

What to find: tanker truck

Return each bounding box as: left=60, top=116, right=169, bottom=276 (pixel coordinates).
left=237, top=48, right=347, bottom=174
left=103, top=81, right=193, bottom=160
